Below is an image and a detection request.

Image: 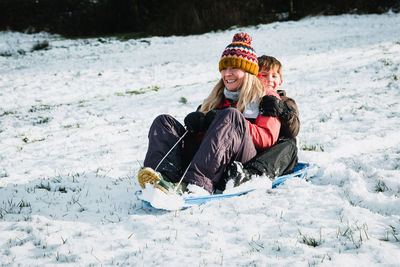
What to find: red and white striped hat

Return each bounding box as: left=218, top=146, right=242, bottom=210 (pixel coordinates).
left=219, top=32, right=259, bottom=76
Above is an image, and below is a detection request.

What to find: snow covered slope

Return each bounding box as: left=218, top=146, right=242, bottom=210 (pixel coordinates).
left=1, top=13, right=400, bottom=265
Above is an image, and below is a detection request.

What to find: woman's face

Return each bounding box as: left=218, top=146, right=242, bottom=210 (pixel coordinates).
left=220, top=67, right=246, bottom=92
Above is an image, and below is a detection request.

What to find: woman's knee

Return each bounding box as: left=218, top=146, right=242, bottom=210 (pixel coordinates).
left=153, top=114, right=174, bottom=124
left=216, top=108, right=246, bottom=124
left=151, top=114, right=185, bottom=136
left=151, top=114, right=180, bottom=129
left=206, top=108, right=248, bottom=137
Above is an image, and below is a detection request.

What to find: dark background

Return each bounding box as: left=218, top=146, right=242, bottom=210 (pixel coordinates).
left=1, top=0, right=399, bottom=38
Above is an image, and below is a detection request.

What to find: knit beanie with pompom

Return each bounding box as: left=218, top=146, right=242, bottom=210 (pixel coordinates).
left=219, top=32, right=259, bottom=76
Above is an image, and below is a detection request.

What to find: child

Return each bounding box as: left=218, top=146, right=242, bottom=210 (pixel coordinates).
left=225, top=55, right=300, bottom=187
left=257, top=55, right=300, bottom=139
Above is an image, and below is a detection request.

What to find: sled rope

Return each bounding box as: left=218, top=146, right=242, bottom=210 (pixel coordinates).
left=155, top=130, right=188, bottom=171
left=174, top=163, right=190, bottom=193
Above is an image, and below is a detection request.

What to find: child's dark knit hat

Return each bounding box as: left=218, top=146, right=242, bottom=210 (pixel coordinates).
left=219, top=32, right=259, bottom=76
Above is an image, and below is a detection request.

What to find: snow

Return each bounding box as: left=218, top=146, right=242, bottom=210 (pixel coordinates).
left=1, top=12, right=400, bottom=265
left=140, top=187, right=185, bottom=211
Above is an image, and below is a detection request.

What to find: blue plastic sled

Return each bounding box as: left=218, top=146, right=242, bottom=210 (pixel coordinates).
left=139, top=162, right=315, bottom=209
left=183, top=162, right=315, bottom=206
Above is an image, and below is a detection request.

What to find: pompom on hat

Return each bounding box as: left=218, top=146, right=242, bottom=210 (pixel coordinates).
left=219, top=32, right=259, bottom=76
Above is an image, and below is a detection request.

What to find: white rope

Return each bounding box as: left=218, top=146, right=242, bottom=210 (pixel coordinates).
left=174, top=163, right=191, bottom=193
left=154, top=130, right=188, bottom=171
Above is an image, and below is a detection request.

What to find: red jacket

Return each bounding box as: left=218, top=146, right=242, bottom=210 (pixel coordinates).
left=218, top=90, right=281, bottom=151
left=248, top=89, right=281, bottom=150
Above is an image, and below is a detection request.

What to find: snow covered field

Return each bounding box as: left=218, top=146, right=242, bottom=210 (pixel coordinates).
left=1, top=12, right=400, bottom=266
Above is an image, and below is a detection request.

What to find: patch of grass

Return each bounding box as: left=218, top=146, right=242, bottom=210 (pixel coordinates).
left=0, top=110, right=16, bottom=116
left=31, top=40, right=49, bottom=52
left=0, top=169, right=8, bottom=178
left=18, top=200, right=31, bottom=208
left=381, top=225, right=399, bottom=242
left=298, top=229, right=321, bottom=247
left=389, top=225, right=399, bottom=242
left=149, top=85, right=160, bottom=91
left=376, top=179, right=389, bottom=192
left=335, top=88, right=346, bottom=93
left=302, top=236, right=319, bottom=247
left=29, top=102, right=75, bottom=113
left=55, top=252, right=78, bottom=263
left=1, top=199, right=31, bottom=215
left=0, top=49, right=25, bottom=57
left=58, top=187, right=67, bottom=193
left=0, top=51, right=12, bottom=57
left=179, top=97, right=188, bottom=104
left=33, top=117, right=51, bottom=125
left=29, top=104, right=52, bottom=113
left=336, top=222, right=369, bottom=249
left=117, top=85, right=161, bottom=96
left=63, top=123, right=80, bottom=129
left=319, top=113, right=332, bottom=122
left=125, top=90, right=145, bottom=95
left=21, top=137, right=45, bottom=143
left=248, top=240, right=264, bottom=252
left=379, top=58, right=393, bottom=67
left=36, top=181, right=51, bottom=191
left=78, top=100, right=88, bottom=107
left=321, top=253, right=332, bottom=263
left=300, top=143, right=325, bottom=152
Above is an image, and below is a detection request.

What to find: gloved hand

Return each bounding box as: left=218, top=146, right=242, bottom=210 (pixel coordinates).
left=205, top=109, right=219, bottom=128
left=184, top=111, right=206, bottom=133
left=259, top=95, right=296, bottom=121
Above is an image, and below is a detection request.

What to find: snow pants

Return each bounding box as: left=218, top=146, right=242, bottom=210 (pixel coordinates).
left=143, top=108, right=257, bottom=193
left=243, top=137, right=298, bottom=178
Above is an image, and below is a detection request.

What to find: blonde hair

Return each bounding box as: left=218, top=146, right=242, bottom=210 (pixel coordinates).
left=199, top=73, right=264, bottom=113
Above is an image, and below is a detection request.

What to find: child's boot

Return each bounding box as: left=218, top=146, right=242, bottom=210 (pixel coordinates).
left=225, top=161, right=256, bottom=187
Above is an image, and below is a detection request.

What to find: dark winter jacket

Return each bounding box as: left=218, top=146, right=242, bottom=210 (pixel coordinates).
left=277, top=90, right=300, bottom=139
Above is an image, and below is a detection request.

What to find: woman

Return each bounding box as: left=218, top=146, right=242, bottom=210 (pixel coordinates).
left=138, top=32, right=281, bottom=194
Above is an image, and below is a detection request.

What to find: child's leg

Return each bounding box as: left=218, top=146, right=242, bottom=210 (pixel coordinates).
left=244, top=137, right=298, bottom=178
left=183, top=108, right=257, bottom=193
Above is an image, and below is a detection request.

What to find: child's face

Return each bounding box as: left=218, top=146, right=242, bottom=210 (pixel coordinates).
left=258, top=66, right=282, bottom=91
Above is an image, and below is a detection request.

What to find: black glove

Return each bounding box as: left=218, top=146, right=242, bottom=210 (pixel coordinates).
left=184, top=111, right=206, bottom=133
left=205, top=109, right=219, bottom=128
left=259, top=95, right=296, bottom=121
